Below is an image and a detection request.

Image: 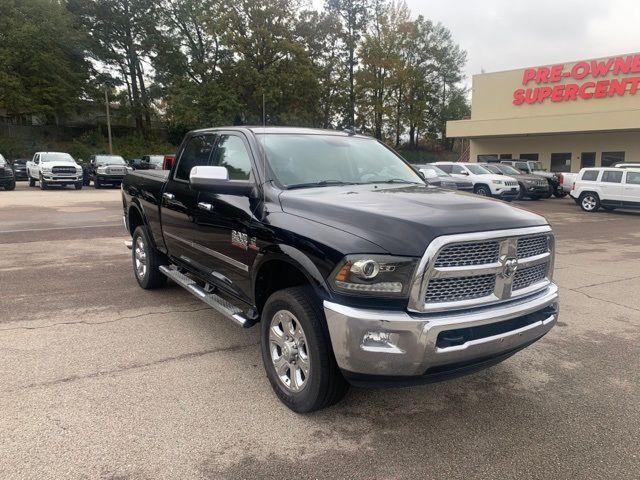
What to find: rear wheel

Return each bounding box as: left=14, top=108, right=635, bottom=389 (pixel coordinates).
left=4, top=180, right=16, bottom=191
left=261, top=287, right=349, bottom=413
left=132, top=226, right=167, bottom=289
left=474, top=184, right=491, bottom=197
left=579, top=192, right=600, bottom=212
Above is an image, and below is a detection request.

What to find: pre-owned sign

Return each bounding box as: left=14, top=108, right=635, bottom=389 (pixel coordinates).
left=513, top=54, right=640, bottom=105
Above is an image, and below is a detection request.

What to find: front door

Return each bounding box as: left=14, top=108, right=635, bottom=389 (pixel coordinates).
left=622, top=171, right=640, bottom=207
left=161, top=133, right=217, bottom=275
left=193, top=132, right=257, bottom=302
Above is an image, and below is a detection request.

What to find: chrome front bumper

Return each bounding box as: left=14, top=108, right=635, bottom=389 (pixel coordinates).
left=324, top=284, right=558, bottom=377
left=42, top=175, right=81, bottom=183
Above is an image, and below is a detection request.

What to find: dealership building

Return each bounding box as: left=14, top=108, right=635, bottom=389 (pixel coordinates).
left=447, top=52, right=640, bottom=172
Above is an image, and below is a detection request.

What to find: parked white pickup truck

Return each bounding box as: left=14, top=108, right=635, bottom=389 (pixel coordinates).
left=27, top=152, right=84, bottom=190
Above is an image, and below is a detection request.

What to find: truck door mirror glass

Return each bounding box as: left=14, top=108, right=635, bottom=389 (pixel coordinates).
left=189, top=165, right=252, bottom=196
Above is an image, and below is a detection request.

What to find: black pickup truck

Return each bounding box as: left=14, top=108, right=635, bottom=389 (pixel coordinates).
left=122, top=127, right=559, bottom=412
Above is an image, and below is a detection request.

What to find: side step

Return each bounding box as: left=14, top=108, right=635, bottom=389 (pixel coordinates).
left=159, top=265, right=255, bottom=328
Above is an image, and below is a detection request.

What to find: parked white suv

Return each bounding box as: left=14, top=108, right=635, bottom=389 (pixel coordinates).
left=434, top=162, right=520, bottom=201
left=570, top=167, right=640, bottom=212
left=27, top=152, right=83, bottom=190
left=614, top=162, right=640, bottom=169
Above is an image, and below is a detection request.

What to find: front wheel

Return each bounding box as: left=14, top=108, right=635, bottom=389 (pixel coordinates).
left=39, top=175, right=47, bottom=190
left=131, top=226, right=167, bottom=289
left=74, top=182, right=83, bottom=190
left=4, top=180, right=16, bottom=191
left=474, top=185, right=491, bottom=197
left=28, top=174, right=36, bottom=187
left=579, top=192, right=600, bottom=212
left=517, top=183, right=526, bottom=200
left=261, top=287, right=349, bottom=413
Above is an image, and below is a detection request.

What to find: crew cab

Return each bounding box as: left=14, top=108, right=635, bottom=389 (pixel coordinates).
left=434, top=162, right=520, bottom=200
left=89, top=154, right=131, bottom=188
left=481, top=163, right=549, bottom=200
left=122, top=127, right=559, bottom=412
left=27, top=152, right=83, bottom=190
left=500, top=159, right=565, bottom=198
left=570, top=167, right=640, bottom=212
left=0, top=154, right=16, bottom=191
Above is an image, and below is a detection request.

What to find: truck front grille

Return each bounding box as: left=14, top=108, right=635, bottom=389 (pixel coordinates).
left=52, top=166, right=76, bottom=174
left=413, top=228, right=554, bottom=312
left=504, top=180, right=518, bottom=186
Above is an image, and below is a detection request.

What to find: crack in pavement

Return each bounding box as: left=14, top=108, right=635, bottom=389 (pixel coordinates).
left=568, top=287, right=640, bottom=313
left=4, top=341, right=261, bottom=394
left=0, top=306, right=210, bottom=332
left=572, top=274, right=640, bottom=290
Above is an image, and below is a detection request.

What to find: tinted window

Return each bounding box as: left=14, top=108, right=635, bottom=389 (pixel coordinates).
left=550, top=153, right=572, bottom=173
left=601, top=151, right=624, bottom=167
left=477, top=154, right=498, bottom=162
left=601, top=171, right=623, bottom=183
left=499, top=154, right=512, bottom=159
left=211, top=135, right=252, bottom=180
left=175, top=135, right=215, bottom=181
left=437, top=164, right=453, bottom=174
left=515, top=162, right=528, bottom=171
left=580, top=152, right=596, bottom=168
left=626, top=172, right=640, bottom=185
left=451, top=165, right=467, bottom=175
left=520, top=153, right=539, bottom=161
left=581, top=170, right=599, bottom=181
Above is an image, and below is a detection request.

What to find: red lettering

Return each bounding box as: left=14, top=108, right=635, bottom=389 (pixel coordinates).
left=629, top=77, right=640, bottom=94
left=579, top=82, right=596, bottom=99
left=613, top=56, right=633, bottom=75
left=536, top=67, right=551, bottom=84
left=608, top=79, right=627, bottom=96
left=513, top=89, right=525, bottom=105
left=564, top=84, right=579, bottom=100
left=590, top=59, right=614, bottom=77
left=594, top=80, right=609, bottom=98
left=524, top=88, right=538, bottom=104
left=551, top=85, right=565, bottom=102
left=522, top=69, right=536, bottom=85
left=572, top=62, right=590, bottom=80
left=632, top=55, right=640, bottom=74
left=549, top=64, right=564, bottom=82
left=538, top=86, right=552, bottom=102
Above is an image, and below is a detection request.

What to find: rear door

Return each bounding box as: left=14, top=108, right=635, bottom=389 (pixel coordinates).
left=161, top=133, right=217, bottom=275
left=622, top=171, right=640, bottom=208
left=599, top=170, right=624, bottom=205
left=192, top=132, right=258, bottom=302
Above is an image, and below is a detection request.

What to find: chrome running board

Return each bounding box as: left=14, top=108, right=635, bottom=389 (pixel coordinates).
left=159, top=265, right=254, bottom=328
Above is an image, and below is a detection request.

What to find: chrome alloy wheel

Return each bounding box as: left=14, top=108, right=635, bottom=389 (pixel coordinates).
left=269, top=310, right=310, bottom=392
left=134, top=236, right=147, bottom=279
left=582, top=195, right=597, bottom=211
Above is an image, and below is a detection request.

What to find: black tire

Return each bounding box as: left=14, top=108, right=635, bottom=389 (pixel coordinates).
left=543, top=186, right=553, bottom=199
left=474, top=184, right=491, bottom=197
left=74, top=182, right=83, bottom=190
left=28, top=174, right=36, bottom=187
left=4, top=180, right=16, bottom=191
left=579, top=192, right=600, bottom=212
left=94, top=179, right=101, bottom=189
left=131, top=226, right=167, bottom=289
left=39, top=174, right=47, bottom=190
left=261, top=286, right=349, bottom=413
left=517, top=183, right=526, bottom=200
left=554, top=188, right=568, bottom=198
left=530, top=196, right=541, bottom=201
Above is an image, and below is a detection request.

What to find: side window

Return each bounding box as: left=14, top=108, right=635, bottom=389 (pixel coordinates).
left=601, top=171, right=623, bottom=183
left=34, top=154, right=40, bottom=164
left=625, top=172, right=640, bottom=185
left=581, top=170, right=599, bottom=181
left=451, top=165, right=466, bottom=175
left=175, top=135, right=216, bottom=181
left=515, top=162, right=528, bottom=171
left=211, top=135, right=252, bottom=180
left=437, top=164, right=452, bottom=174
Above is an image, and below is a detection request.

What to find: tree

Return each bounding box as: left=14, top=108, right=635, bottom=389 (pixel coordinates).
left=325, top=0, right=370, bottom=128
left=0, top=0, right=93, bottom=122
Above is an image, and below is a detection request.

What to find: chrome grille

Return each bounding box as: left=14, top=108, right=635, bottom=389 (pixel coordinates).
left=517, top=235, right=549, bottom=259
left=513, top=263, right=548, bottom=291
left=504, top=180, right=518, bottom=186
left=425, top=274, right=496, bottom=303
left=52, top=166, right=76, bottom=174
left=412, top=227, right=555, bottom=313
left=106, top=167, right=126, bottom=174
left=434, top=241, right=500, bottom=267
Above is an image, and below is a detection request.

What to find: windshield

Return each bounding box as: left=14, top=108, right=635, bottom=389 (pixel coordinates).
left=96, top=155, right=126, bottom=165
left=14, top=159, right=27, bottom=165
left=41, top=153, right=74, bottom=163
left=259, top=134, right=423, bottom=188
left=529, top=161, right=545, bottom=171
left=483, top=164, right=502, bottom=174
left=466, top=164, right=492, bottom=175
left=497, top=165, right=521, bottom=175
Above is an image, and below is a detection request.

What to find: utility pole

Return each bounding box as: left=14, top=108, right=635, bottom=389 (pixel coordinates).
left=105, top=87, right=113, bottom=154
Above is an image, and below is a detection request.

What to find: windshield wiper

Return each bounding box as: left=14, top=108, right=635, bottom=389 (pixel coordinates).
left=286, top=180, right=360, bottom=190
left=368, top=178, right=423, bottom=185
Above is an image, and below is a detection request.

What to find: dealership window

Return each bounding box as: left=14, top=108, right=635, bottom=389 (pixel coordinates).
left=601, top=151, right=625, bottom=167
left=581, top=170, right=599, bottom=181
left=550, top=153, right=572, bottom=173
left=601, top=170, right=623, bottom=183
left=520, top=153, right=539, bottom=161
left=499, top=154, right=512, bottom=159
left=477, top=154, right=498, bottom=162
left=580, top=152, right=596, bottom=169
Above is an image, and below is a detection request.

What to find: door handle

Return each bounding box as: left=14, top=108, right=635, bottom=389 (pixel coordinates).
left=197, top=202, right=214, bottom=212
left=163, top=192, right=175, bottom=200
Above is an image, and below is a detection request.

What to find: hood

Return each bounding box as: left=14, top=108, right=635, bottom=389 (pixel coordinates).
left=42, top=160, right=79, bottom=167
left=512, top=173, right=548, bottom=182
left=477, top=173, right=511, bottom=182
left=532, top=170, right=556, bottom=179
left=280, top=184, right=548, bottom=256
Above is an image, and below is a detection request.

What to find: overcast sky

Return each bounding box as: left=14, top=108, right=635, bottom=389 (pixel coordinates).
left=312, top=0, right=640, bottom=83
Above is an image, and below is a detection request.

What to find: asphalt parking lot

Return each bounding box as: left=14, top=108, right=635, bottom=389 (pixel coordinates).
left=1, top=182, right=638, bottom=479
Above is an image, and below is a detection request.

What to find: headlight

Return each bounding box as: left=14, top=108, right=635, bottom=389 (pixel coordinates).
left=524, top=179, right=535, bottom=184
left=42, top=166, right=52, bottom=172
left=97, top=166, right=108, bottom=174
left=330, top=255, right=417, bottom=297
left=126, top=166, right=133, bottom=172
left=491, top=180, right=503, bottom=185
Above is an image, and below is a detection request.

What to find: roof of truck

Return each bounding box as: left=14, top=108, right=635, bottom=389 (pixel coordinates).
left=190, top=126, right=372, bottom=139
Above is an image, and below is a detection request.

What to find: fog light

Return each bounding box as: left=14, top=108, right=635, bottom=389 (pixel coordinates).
left=361, top=331, right=403, bottom=354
